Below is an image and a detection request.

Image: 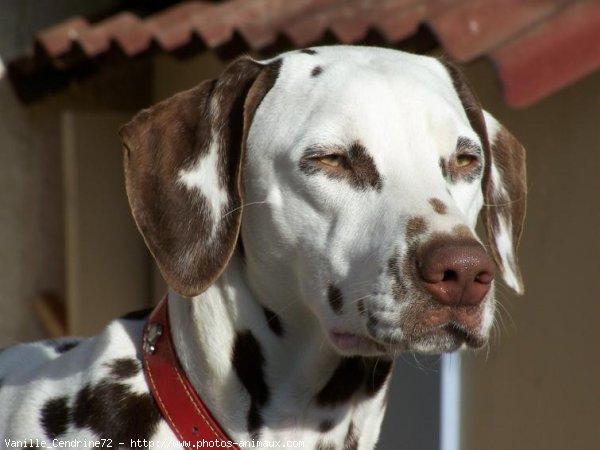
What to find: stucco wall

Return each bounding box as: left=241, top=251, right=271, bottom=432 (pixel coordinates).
left=460, top=60, right=600, bottom=450
left=0, top=66, right=151, bottom=346
left=0, top=81, right=65, bottom=346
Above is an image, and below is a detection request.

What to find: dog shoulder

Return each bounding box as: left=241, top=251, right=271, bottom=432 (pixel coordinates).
left=0, top=315, right=167, bottom=443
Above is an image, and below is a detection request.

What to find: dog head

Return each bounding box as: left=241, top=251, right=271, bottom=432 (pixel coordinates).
left=121, top=46, right=526, bottom=356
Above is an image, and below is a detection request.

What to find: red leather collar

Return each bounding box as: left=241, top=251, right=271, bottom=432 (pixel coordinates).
left=142, top=296, right=238, bottom=449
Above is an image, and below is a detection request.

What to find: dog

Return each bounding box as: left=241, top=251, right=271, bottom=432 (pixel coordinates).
left=0, top=46, right=526, bottom=449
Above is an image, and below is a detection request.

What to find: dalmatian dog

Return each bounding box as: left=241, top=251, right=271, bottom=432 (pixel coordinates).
left=0, top=46, right=526, bottom=449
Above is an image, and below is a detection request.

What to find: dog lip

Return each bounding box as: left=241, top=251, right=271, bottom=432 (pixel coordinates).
left=329, top=330, right=383, bottom=352
left=330, top=331, right=362, bottom=351
left=439, top=322, right=486, bottom=349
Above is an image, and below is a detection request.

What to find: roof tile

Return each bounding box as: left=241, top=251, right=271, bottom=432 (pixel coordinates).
left=429, top=0, right=572, bottom=61
left=8, top=0, right=600, bottom=107
left=493, top=0, right=600, bottom=107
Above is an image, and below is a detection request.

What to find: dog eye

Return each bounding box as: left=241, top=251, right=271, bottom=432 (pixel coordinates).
left=316, top=154, right=347, bottom=168
left=455, top=154, right=478, bottom=168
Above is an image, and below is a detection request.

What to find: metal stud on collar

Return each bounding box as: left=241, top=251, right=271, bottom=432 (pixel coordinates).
left=144, top=322, right=163, bottom=354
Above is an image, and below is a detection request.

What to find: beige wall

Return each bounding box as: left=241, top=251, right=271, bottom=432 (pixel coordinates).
left=0, top=80, right=64, bottom=346
left=0, top=63, right=152, bottom=346
left=460, top=60, right=600, bottom=449
left=154, top=52, right=227, bottom=100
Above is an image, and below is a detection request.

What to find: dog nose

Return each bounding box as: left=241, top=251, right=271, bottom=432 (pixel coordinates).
left=418, top=237, right=495, bottom=307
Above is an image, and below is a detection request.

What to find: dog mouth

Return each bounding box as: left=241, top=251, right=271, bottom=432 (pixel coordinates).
left=329, top=331, right=389, bottom=355
left=330, top=323, right=485, bottom=356
left=364, top=312, right=488, bottom=354
left=410, top=322, right=487, bottom=352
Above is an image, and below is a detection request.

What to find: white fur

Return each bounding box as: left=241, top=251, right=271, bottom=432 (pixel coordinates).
left=178, top=137, right=229, bottom=237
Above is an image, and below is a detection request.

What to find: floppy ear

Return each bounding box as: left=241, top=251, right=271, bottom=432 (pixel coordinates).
left=119, top=56, right=280, bottom=297
left=481, top=112, right=527, bottom=294
left=441, top=59, right=527, bottom=294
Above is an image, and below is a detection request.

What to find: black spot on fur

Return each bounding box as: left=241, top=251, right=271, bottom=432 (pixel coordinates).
left=311, top=65, right=323, bottom=77
left=319, top=419, right=335, bottom=433
left=232, top=331, right=270, bottom=438
left=316, top=358, right=365, bottom=406
left=262, top=307, right=284, bottom=336
left=121, top=308, right=153, bottom=321
left=72, top=381, right=161, bottom=441
left=105, top=358, right=141, bottom=379
left=365, top=359, right=393, bottom=397
left=301, top=48, right=318, bottom=55
left=40, top=396, right=70, bottom=439
left=328, top=284, right=344, bottom=314
left=299, top=141, right=382, bottom=192
left=343, top=422, right=359, bottom=450
left=55, top=340, right=80, bottom=353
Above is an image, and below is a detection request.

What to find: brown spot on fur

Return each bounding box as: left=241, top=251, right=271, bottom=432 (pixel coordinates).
left=348, top=141, right=383, bottom=191
left=232, top=331, right=270, bottom=438
left=105, top=358, right=140, bottom=379
left=319, top=419, right=335, bottom=433
left=328, top=284, right=344, bottom=314
left=41, top=396, right=70, bottom=439
left=73, top=381, right=161, bottom=442
left=439, top=157, right=448, bottom=179
left=364, top=359, right=393, bottom=397
left=299, top=141, right=382, bottom=192
left=405, top=216, right=427, bottom=240
left=316, top=358, right=366, bottom=406
left=301, top=48, right=317, bottom=55
left=343, top=422, right=359, bottom=450
left=316, top=358, right=393, bottom=406
left=262, top=307, right=284, bottom=336
left=429, top=198, right=447, bottom=215
left=452, top=224, right=473, bottom=238
left=311, top=65, right=323, bottom=77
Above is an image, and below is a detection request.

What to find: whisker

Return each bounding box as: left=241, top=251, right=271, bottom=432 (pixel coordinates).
left=222, top=200, right=270, bottom=218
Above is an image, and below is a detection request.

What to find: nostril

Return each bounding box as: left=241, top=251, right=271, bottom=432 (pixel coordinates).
left=442, top=270, right=458, bottom=282
left=475, top=270, right=494, bottom=284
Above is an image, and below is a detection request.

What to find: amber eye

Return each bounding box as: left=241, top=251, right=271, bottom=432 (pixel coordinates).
left=455, top=154, right=478, bottom=168
left=317, top=154, right=347, bottom=168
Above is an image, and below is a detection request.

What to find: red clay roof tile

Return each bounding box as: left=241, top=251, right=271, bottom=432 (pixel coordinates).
left=493, top=0, right=600, bottom=107
left=9, top=0, right=600, bottom=107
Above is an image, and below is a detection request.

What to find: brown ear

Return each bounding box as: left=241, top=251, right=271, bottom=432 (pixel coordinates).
left=119, top=57, right=280, bottom=297
left=482, top=112, right=527, bottom=294
left=441, top=59, right=527, bottom=294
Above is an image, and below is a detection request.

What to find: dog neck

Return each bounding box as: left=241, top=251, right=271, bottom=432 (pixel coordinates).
left=168, top=253, right=392, bottom=449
